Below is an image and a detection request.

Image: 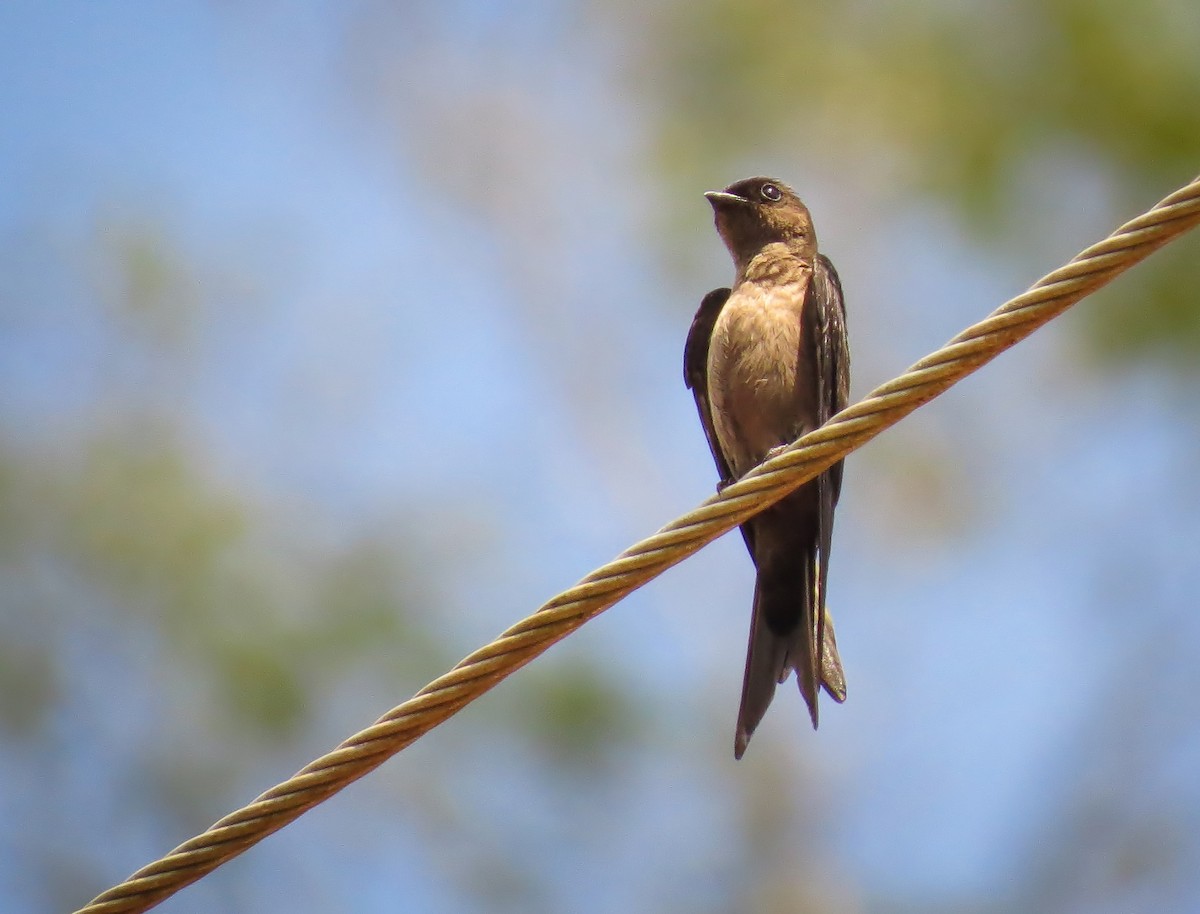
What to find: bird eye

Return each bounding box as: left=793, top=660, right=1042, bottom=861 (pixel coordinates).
left=759, top=183, right=782, bottom=202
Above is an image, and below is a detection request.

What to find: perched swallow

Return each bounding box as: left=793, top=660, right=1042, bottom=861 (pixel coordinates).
left=684, top=177, right=850, bottom=758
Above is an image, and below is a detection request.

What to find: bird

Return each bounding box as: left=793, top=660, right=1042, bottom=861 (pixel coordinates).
left=684, top=177, right=850, bottom=758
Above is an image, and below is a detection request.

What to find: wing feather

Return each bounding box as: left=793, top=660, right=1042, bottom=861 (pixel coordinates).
left=684, top=287, right=734, bottom=486
left=685, top=287, right=758, bottom=558
left=808, top=254, right=850, bottom=671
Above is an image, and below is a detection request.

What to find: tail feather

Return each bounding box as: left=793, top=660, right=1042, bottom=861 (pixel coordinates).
left=735, top=579, right=789, bottom=759
left=795, top=549, right=822, bottom=729
left=820, top=606, right=847, bottom=703
left=734, top=548, right=846, bottom=758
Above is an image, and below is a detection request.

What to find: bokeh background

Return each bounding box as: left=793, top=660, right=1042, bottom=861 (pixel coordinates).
left=3, top=3, right=1199, bottom=912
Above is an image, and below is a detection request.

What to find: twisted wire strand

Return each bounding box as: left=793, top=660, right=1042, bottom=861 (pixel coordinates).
left=78, top=174, right=1200, bottom=914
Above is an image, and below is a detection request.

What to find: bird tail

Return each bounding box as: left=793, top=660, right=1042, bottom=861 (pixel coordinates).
left=819, top=603, right=847, bottom=704
left=734, top=552, right=846, bottom=759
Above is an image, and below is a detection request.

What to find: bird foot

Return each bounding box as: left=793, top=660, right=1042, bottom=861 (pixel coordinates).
left=763, top=444, right=791, bottom=462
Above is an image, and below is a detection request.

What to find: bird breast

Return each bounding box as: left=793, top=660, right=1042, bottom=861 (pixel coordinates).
left=707, top=277, right=816, bottom=477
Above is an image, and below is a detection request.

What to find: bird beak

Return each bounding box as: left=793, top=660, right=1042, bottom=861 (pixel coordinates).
left=704, top=190, right=751, bottom=209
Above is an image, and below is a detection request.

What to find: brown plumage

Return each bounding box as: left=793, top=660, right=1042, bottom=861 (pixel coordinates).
left=684, top=177, right=850, bottom=758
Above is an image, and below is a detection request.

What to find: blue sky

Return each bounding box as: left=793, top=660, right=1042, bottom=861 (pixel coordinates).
left=3, top=3, right=1199, bottom=912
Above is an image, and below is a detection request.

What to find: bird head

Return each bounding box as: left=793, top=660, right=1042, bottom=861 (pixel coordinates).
left=705, top=177, right=817, bottom=270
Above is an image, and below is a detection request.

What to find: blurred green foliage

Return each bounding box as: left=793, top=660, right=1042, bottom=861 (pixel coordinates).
left=518, top=656, right=644, bottom=769
left=640, top=0, right=1200, bottom=363
left=0, top=422, right=446, bottom=742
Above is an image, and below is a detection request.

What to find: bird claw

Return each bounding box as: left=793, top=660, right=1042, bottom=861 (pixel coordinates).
left=763, top=444, right=790, bottom=462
